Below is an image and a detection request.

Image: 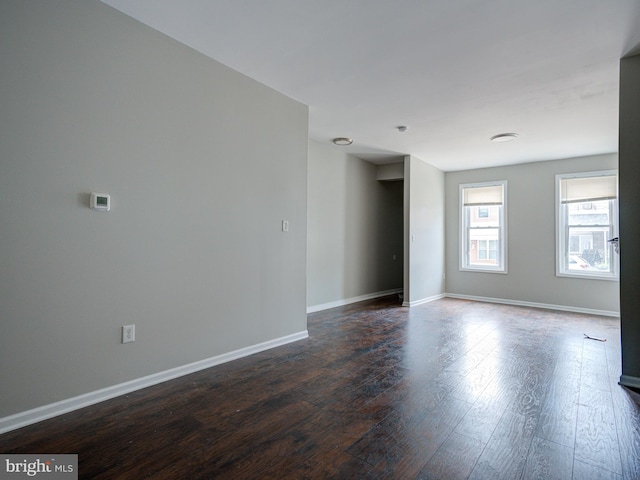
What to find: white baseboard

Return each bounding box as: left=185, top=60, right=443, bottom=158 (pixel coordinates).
left=619, top=375, right=640, bottom=389
left=402, top=293, right=446, bottom=307
left=445, top=293, right=620, bottom=317
left=307, top=288, right=403, bottom=313
left=0, top=330, right=308, bottom=435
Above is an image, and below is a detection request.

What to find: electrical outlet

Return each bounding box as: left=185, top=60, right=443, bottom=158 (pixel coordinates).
left=122, top=324, right=135, bottom=344
left=282, top=220, right=289, bottom=232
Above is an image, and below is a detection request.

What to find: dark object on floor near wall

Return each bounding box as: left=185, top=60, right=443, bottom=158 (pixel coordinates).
left=584, top=333, right=607, bottom=342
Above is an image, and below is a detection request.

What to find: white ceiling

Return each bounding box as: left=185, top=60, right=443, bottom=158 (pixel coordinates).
left=101, top=0, right=640, bottom=171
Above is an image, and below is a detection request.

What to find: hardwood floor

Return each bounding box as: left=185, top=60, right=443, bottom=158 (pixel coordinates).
left=1, top=297, right=639, bottom=479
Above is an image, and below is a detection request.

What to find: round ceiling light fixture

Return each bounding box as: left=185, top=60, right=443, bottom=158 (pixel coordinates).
left=490, top=133, right=518, bottom=142
left=333, top=137, right=353, bottom=146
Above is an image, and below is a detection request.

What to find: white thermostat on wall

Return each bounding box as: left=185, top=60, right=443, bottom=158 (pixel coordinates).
left=90, top=192, right=111, bottom=211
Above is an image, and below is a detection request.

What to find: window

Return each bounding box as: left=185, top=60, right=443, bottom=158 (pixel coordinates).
left=478, top=240, right=497, bottom=260
left=556, top=171, right=618, bottom=280
left=460, top=181, right=507, bottom=272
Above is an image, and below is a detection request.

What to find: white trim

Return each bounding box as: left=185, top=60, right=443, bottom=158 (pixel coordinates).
left=306, top=288, right=403, bottom=313
left=619, top=375, right=640, bottom=389
left=458, top=267, right=509, bottom=275
left=445, top=293, right=619, bottom=317
left=555, top=271, right=619, bottom=282
left=0, top=330, right=308, bottom=435
left=402, top=293, right=446, bottom=307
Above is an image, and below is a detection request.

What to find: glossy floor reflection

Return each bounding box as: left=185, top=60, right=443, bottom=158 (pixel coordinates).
left=1, top=297, right=638, bottom=479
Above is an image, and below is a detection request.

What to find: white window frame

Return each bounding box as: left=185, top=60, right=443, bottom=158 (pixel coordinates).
left=555, top=170, right=618, bottom=280
left=459, top=180, right=507, bottom=273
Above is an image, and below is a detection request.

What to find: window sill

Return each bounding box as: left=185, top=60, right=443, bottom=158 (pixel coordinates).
left=556, top=272, right=619, bottom=281
left=460, top=267, right=508, bottom=274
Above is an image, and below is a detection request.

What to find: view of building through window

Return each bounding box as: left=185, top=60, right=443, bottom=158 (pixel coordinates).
left=460, top=181, right=506, bottom=272
left=565, top=199, right=613, bottom=273
left=467, top=205, right=500, bottom=266
left=557, top=171, right=617, bottom=279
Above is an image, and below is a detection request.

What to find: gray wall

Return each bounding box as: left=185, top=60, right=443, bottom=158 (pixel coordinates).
left=404, top=155, right=446, bottom=305
left=307, top=141, right=403, bottom=308
left=445, top=154, right=619, bottom=313
left=619, top=53, right=640, bottom=387
left=0, top=0, right=308, bottom=417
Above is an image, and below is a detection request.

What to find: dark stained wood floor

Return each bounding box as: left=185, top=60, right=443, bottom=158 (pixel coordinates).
left=1, top=297, right=639, bottom=479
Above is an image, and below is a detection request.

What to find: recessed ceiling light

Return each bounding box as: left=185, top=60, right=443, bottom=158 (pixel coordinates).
left=333, top=137, right=353, bottom=146
left=490, top=133, right=518, bottom=142
left=397, top=126, right=408, bottom=133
